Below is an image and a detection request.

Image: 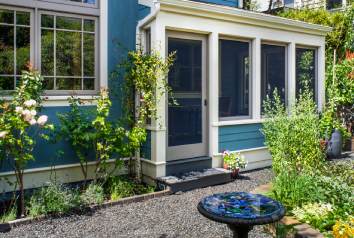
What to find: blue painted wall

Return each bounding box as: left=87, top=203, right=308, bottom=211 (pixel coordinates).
left=192, top=0, right=239, bottom=7
left=219, top=124, right=265, bottom=152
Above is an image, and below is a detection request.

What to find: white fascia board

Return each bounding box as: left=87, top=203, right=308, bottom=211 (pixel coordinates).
left=155, top=0, right=332, bottom=36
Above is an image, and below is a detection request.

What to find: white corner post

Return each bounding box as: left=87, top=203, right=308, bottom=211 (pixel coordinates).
left=287, top=42, right=296, bottom=109
left=317, top=43, right=326, bottom=110
left=252, top=37, right=261, bottom=120
left=209, top=32, right=220, bottom=168
left=145, top=17, right=167, bottom=179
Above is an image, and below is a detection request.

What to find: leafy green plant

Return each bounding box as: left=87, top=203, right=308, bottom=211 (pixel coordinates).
left=262, top=89, right=325, bottom=175
left=120, top=48, right=175, bottom=181
left=0, top=205, right=17, bottom=223
left=81, top=183, right=105, bottom=205
left=222, top=150, right=247, bottom=170
left=332, top=216, right=354, bottom=238
left=57, top=98, right=95, bottom=183
left=293, top=202, right=334, bottom=230
left=28, top=183, right=81, bottom=217
left=105, top=176, right=155, bottom=201
left=0, top=67, right=53, bottom=217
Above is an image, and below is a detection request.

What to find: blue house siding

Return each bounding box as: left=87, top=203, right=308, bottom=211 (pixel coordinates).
left=192, top=0, right=239, bottom=7
left=138, top=4, right=151, bottom=20
left=219, top=124, right=265, bottom=152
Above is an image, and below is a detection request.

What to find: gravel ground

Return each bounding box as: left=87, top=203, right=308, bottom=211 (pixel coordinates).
left=1, top=168, right=274, bottom=238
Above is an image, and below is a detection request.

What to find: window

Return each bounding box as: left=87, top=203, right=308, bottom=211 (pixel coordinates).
left=219, top=39, right=250, bottom=119
left=296, top=47, right=316, bottom=98
left=327, top=0, right=342, bottom=9
left=40, top=13, right=96, bottom=91
left=261, top=44, right=286, bottom=110
left=0, top=9, right=31, bottom=90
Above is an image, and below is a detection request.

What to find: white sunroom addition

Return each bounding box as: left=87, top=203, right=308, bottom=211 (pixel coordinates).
left=138, top=0, right=331, bottom=180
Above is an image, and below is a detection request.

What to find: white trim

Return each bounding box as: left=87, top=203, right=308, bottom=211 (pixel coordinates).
left=99, top=0, right=108, bottom=88
left=214, top=118, right=264, bottom=127
left=151, top=0, right=332, bottom=36
left=214, top=146, right=268, bottom=156
left=141, top=158, right=166, bottom=166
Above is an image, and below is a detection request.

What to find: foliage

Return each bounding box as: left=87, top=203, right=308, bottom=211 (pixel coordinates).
left=0, top=205, right=17, bottom=223
left=57, top=98, right=95, bottom=182
left=0, top=67, right=53, bottom=216
left=120, top=48, right=175, bottom=181
left=105, top=176, right=155, bottom=201
left=58, top=89, right=130, bottom=183
left=222, top=150, right=247, bottom=170
left=262, top=90, right=325, bottom=175
left=292, top=202, right=334, bottom=230
left=28, top=183, right=81, bottom=217
left=81, top=183, right=105, bottom=205
left=333, top=216, right=354, bottom=238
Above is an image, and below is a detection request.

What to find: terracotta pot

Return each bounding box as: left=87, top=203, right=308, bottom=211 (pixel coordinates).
left=231, top=168, right=240, bottom=179
left=223, top=163, right=229, bottom=170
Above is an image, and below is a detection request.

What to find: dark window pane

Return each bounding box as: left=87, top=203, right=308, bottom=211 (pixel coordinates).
left=0, top=10, right=14, bottom=24
left=16, top=27, right=30, bottom=75
left=296, top=48, right=316, bottom=98
left=168, top=38, right=201, bottom=92
left=219, top=39, right=250, bottom=118
left=16, top=11, right=30, bottom=25
left=0, top=25, right=14, bottom=75
left=83, top=33, right=95, bottom=76
left=57, top=78, right=81, bottom=90
left=43, top=77, right=54, bottom=90
left=168, top=38, right=203, bottom=146
left=41, top=14, right=54, bottom=28
left=83, top=78, right=94, bottom=90
left=41, top=29, right=54, bottom=76
left=327, top=0, right=342, bottom=9
left=56, top=16, right=81, bottom=31
left=84, top=19, right=95, bottom=32
left=261, top=44, right=286, bottom=109
left=56, top=31, right=82, bottom=76
left=0, top=76, right=14, bottom=90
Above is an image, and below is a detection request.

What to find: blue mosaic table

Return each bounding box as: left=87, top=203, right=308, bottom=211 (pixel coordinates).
left=197, top=192, right=285, bottom=238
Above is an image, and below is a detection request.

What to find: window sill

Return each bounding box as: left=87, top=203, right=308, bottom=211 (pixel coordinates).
left=213, top=118, right=264, bottom=127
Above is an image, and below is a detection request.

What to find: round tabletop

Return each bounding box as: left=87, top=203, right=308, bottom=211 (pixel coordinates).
left=197, top=192, right=285, bottom=226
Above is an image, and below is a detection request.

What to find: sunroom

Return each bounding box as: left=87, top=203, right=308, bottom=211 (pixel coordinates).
left=137, top=0, right=331, bottom=180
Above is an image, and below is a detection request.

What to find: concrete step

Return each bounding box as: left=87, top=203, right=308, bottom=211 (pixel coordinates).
left=166, top=156, right=212, bottom=176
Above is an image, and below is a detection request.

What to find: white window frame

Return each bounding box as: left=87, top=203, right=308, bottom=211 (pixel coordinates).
left=218, top=36, right=253, bottom=121
left=38, top=10, right=99, bottom=95
left=0, top=0, right=105, bottom=100
left=295, top=45, right=318, bottom=103
left=0, top=6, right=34, bottom=93
left=38, top=0, right=99, bottom=9
left=260, top=41, right=289, bottom=111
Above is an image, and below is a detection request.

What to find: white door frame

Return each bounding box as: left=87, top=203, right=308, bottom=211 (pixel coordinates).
left=166, top=31, right=208, bottom=161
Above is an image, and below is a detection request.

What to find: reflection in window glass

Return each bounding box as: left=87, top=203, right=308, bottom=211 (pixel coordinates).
left=261, top=44, right=286, bottom=110
left=219, top=39, right=250, bottom=118
left=0, top=10, right=30, bottom=90
left=296, top=48, right=316, bottom=98
left=41, top=14, right=96, bottom=91
left=70, top=0, right=96, bottom=4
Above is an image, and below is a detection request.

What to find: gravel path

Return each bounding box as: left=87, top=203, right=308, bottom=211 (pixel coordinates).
left=1, top=168, right=274, bottom=238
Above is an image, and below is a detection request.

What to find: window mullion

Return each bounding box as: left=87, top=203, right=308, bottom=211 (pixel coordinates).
left=14, top=11, right=16, bottom=88
left=81, top=18, right=84, bottom=90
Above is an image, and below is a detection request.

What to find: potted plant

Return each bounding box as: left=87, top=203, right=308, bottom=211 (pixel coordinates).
left=222, top=150, right=247, bottom=178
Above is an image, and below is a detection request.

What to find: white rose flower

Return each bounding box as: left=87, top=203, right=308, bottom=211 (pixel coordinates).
left=24, top=99, right=37, bottom=107
left=29, top=118, right=37, bottom=125
left=37, top=115, right=48, bottom=126
left=15, top=106, right=23, bottom=114
left=0, top=131, right=8, bottom=138
left=22, top=109, right=31, bottom=116
left=30, top=110, right=37, bottom=116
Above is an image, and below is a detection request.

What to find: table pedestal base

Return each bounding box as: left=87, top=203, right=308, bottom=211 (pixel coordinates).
left=227, top=224, right=253, bottom=238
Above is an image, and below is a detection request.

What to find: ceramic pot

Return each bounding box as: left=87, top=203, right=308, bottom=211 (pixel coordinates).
left=231, top=168, right=240, bottom=179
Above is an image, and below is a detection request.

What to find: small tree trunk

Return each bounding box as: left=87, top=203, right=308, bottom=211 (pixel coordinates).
left=267, top=0, right=273, bottom=12
left=19, top=171, right=25, bottom=218
left=135, top=149, right=141, bottom=183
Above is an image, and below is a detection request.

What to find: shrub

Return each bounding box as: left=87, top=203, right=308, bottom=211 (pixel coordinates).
left=28, top=183, right=81, bottom=217
left=81, top=183, right=105, bottom=205
left=105, top=176, right=155, bottom=201
left=333, top=216, right=354, bottom=238
left=262, top=90, right=325, bottom=175
left=0, top=206, right=17, bottom=223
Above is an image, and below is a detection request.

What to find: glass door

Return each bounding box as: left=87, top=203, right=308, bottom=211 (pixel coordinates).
left=167, top=33, right=207, bottom=161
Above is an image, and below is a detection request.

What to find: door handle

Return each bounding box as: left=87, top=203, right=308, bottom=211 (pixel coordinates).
left=204, top=99, right=207, bottom=106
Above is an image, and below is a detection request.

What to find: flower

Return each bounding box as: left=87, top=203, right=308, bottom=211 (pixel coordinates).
left=24, top=99, right=37, bottom=107
left=29, top=119, right=37, bottom=125
left=37, top=115, right=48, bottom=126
left=30, top=110, right=37, bottom=116
left=222, top=150, right=230, bottom=157
left=0, top=131, right=8, bottom=138
left=15, top=106, right=23, bottom=113
left=22, top=109, right=31, bottom=116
